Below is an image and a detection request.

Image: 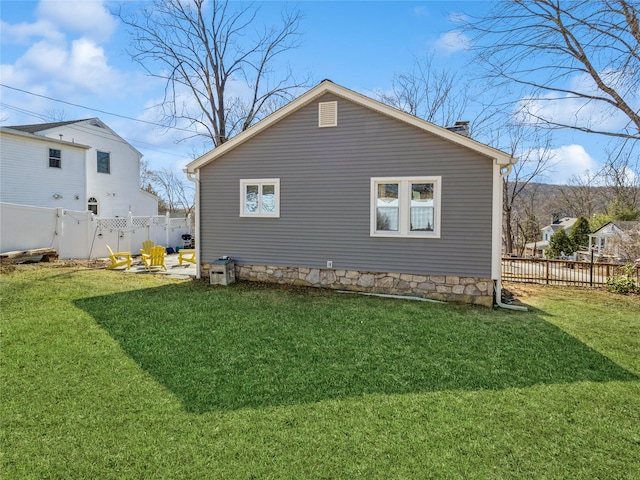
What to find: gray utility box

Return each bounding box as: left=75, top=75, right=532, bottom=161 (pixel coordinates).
left=210, top=258, right=235, bottom=286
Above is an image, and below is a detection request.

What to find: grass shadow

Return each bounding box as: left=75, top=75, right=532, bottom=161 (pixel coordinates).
left=75, top=281, right=638, bottom=413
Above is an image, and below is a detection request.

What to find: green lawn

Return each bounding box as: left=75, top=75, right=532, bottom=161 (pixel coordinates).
left=2, top=264, right=639, bottom=479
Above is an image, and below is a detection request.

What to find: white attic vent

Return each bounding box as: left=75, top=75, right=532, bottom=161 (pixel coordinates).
left=318, top=101, right=337, bottom=127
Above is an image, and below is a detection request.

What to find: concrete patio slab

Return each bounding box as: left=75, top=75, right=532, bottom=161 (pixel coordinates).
left=121, top=253, right=197, bottom=278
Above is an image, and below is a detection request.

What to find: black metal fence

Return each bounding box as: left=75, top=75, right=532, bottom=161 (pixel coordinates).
left=501, top=257, right=639, bottom=287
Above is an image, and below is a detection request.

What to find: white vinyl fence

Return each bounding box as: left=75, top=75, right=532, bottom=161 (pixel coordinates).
left=1, top=202, right=193, bottom=260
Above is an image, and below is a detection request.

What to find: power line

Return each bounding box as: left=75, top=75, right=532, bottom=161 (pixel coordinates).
left=1, top=102, right=197, bottom=160
left=0, top=103, right=51, bottom=121
left=56, top=121, right=196, bottom=160
left=0, top=83, right=198, bottom=134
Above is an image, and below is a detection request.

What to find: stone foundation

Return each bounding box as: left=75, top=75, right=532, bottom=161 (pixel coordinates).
left=203, top=263, right=494, bottom=306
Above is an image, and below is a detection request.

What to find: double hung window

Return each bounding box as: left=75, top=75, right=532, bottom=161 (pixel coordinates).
left=371, top=177, right=441, bottom=238
left=240, top=179, right=280, bottom=217
left=49, top=148, right=61, bottom=168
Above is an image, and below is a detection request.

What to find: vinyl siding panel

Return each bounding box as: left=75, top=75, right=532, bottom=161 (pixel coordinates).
left=200, top=93, right=494, bottom=278
left=40, top=122, right=150, bottom=217
left=0, top=132, right=87, bottom=211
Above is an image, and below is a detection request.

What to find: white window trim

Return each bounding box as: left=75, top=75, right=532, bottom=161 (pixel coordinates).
left=240, top=178, right=280, bottom=218
left=370, top=176, right=441, bottom=238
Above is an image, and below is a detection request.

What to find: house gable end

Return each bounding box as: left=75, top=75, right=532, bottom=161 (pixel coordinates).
left=38, top=118, right=142, bottom=159
left=187, top=81, right=515, bottom=173
left=197, top=88, right=497, bottom=280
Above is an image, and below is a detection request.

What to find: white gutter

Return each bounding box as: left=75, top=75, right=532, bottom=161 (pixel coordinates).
left=184, top=169, right=201, bottom=279
left=495, top=164, right=528, bottom=311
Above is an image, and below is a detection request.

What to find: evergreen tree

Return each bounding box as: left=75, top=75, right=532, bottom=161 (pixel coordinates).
left=608, top=199, right=640, bottom=221
left=569, top=217, right=591, bottom=251
left=590, top=213, right=612, bottom=232
left=546, top=228, right=574, bottom=258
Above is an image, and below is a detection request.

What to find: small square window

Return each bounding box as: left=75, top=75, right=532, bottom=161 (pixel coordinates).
left=49, top=148, right=61, bottom=168
left=240, top=179, right=280, bottom=217
left=97, top=151, right=110, bottom=174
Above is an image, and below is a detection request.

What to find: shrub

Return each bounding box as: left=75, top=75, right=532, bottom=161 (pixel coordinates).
left=606, top=264, right=639, bottom=294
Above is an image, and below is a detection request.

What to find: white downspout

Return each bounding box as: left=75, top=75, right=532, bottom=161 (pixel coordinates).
left=185, top=169, right=201, bottom=279
left=496, top=163, right=528, bottom=311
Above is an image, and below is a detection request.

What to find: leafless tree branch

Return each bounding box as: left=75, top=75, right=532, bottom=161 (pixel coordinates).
left=115, top=0, right=310, bottom=148
left=463, top=0, right=640, bottom=140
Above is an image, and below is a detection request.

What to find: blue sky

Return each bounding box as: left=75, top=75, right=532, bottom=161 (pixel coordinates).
left=0, top=0, right=613, bottom=183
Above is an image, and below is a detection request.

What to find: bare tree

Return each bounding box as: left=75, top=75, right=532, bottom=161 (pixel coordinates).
left=149, top=168, right=195, bottom=216
left=607, top=227, right=640, bottom=261
left=500, top=127, right=557, bottom=254
left=377, top=55, right=471, bottom=128
left=556, top=170, right=604, bottom=218
left=463, top=0, right=640, bottom=140
left=139, top=159, right=155, bottom=191
left=602, top=139, right=640, bottom=218
left=45, top=108, right=69, bottom=122
left=513, top=183, right=546, bottom=255
left=116, top=0, right=308, bottom=147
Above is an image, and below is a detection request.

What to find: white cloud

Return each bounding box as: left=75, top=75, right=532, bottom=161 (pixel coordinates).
left=433, top=30, right=470, bottom=55
left=517, top=93, right=629, bottom=134
left=4, top=36, right=125, bottom=97
left=413, top=6, right=429, bottom=17
left=0, top=0, right=135, bottom=122
left=19, top=40, right=69, bottom=75
left=36, top=0, right=117, bottom=43
left=66, top=38, right=122, bottom=92
left=546, top=145, right=599, bottom=184
left=0, top=19, right=64, bottom=44
left=515, top=71, right=639, bottom=134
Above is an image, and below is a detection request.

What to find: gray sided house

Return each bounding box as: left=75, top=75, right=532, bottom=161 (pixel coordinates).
left=186, top=81, right=516, bottom=306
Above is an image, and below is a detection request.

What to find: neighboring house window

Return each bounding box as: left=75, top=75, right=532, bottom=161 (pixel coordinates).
left=97, top=151, right=110, bottom=173
left=88, top=197, right=99, bottom=215
left=49, top=148, right=61, bottom=168
left=240, top=179, right=280, bottom=217
left=371, top=177, right=441, bottom=238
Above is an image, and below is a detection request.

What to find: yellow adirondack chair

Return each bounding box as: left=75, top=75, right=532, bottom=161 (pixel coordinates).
left=142, top=245, right=167, bottom=271
left=140, top=240, right=155, bottom=256
left=106, top=245, right=132, bottom=270
left=178, top=249, right=196, bottom=266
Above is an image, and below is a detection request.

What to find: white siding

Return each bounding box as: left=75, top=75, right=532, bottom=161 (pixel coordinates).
left=0, top=132, right=88, bottom=211
left=38, top=120, right=150, bottom=217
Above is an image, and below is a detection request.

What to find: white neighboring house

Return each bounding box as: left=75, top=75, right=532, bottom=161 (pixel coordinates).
left=589, top=221, right=640, bottom=261
left=524, top=217, right=578, bottom=257
left=0, top=118, right=157, bottom=217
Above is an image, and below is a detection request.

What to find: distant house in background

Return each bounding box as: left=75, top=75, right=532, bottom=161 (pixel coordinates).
left=0, top=118, right=157, bottom=217
left=589, top=221, right=640, bottom=262
left=186, top=80, right=518, bottom=306
left=525, top=217, right=577, bottom=257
